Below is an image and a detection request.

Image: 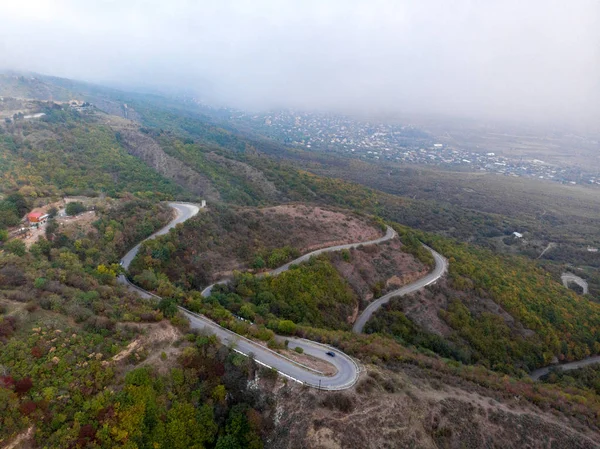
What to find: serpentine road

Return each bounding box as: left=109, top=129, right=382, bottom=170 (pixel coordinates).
left=561, top=272, right=589, bottom=295
left=200, top=225, right=397, bottom=297
left=530, top=355, right=600, bottom=380
left=120, top=202, right=202, bottom=270
left=118, top=202, right=448, bottom=389
left=353, top=246, right=448, bottom=333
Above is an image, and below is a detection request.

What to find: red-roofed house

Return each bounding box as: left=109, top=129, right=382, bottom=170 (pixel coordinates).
left=28, top=212, right=49, bottom=225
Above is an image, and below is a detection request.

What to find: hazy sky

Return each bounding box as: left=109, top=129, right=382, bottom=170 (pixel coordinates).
left=1, top=0, right=599, bottom=124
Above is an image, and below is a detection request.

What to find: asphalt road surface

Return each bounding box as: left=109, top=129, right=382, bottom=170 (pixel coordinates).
left=201, top=225, right=397, bottom=297
left=119, top=204, right=449, bottom=389
left=181, top=310, right=359, bottom=389
left=353, top=245, right=448, bottom=333
left=120, top=202, right=200, bottom=270
left=530, top=355, right=600, bottom=380
left=561, top=272, right=589, bottom=295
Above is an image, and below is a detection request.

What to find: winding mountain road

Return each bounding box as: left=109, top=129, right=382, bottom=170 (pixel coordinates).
left=201, top=225, right=397, bottom=297
left=561, top=272, right=589, bottom=295
left=530, top=355, right=600, bottom=381
left=119, top=202, right=201, bottom=270
left=119, top=202, right=448, bottom=389
left=353, top=246, right=448, bottom=333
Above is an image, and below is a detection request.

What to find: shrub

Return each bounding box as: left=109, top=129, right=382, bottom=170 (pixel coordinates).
left=252, top=256, right=266, bottom=269
left=320, top=392, right=355, bottom=413
left=19, top=400, right=37, bottom=416
left=67, top=305, right=94, bottom=323
left=84, top=316, right=115, bottom=332
left=0, top=316, right=18, bottom=339
left=341, top=249, right=351, bottom=262
left=158, top=298, right=178, bottom=318
left=125, top=367, right=153, bottom=386
left=14, top=377, right=33, bottom=394
left=267, top=338, right=280, bottom=350
left=0, top=265, right=27, bottom=286
left=262, top=367, right=279, bottom=380
left=4, top=239, right=26, bottom=256
left=278, top=320, right=297, bottom=335
left=31, top=346, right=44, bottom=358
left=34, top=277, right=47, bottom=289
left=65, top=202, right=86, bottom=216
left=25, top=302, right=38, bottom=313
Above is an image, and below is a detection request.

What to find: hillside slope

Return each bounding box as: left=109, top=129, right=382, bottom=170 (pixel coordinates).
left=2, top=74, right=600, bottom=447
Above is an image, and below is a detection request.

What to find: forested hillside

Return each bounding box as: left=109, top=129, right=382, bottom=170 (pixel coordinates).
left=0, top=199, right=276, bottom=448
left=2, top=74, right=600, bottom=447
left=0, top=105, right=182, bottom=199
left=129, top=203, right=382, bottom=288
left=367, top=227, right=600, bottom=374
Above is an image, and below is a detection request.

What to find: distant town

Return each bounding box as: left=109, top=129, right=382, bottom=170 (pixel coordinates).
left=226, top=109, right=599, bottom=187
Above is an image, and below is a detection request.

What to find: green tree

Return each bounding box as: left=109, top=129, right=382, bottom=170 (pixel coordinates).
left=65, top=202, right=86, bottom=216
left=158, top=298, right=178, bottom=318
left=278, top=320, right=297, bottom=335
left=216, top=434, right=242, bottom=449
left=5, top=239, right=26, bottom=256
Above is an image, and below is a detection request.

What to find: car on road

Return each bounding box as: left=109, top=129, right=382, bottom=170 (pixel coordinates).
left=326, top=351, right=335, bottom=357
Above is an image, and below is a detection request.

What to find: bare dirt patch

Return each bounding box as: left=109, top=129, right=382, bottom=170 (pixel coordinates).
left=329, top=239, right=428, bottom=307
left=1, top=426, right=34, bottom=449
left=269, top=366, right=600, bottom=449
left=240, top=332, right=337, bottom=376
left=277, top=349, right=337, bottom=376
left=263, top=205, right=383, bottom=251
left=56, top=210, right=97, bottom=239
left=112, top=321, right=182, bottom=374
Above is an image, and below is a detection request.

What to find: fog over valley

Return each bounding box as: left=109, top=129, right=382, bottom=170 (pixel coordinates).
left=1, top=0, right=599, bottom=126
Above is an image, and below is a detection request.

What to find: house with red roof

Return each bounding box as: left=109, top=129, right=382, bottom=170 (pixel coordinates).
left=28, top=211, right=49, bottom=225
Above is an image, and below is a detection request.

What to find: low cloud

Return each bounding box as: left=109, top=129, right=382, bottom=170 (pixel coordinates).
left=1, top=0, right=598, bottom=125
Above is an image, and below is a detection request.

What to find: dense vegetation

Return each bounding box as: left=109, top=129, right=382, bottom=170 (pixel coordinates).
left=431, top=234, right=600, bottom=362
left=65, top=201, right=86, bottom=216
left=129, top=203, right=381, bottom=289
left=3, top=75, right=600, bottom=444
left=360, top=226, right=600, bottom=375
left=365, top=303, right=472, bottom=364
left=0, top=199, right=274, bottom=447
left=0, top=218, right=159, bottom=445
left=216, top=256, right=357, bottom=329
left=0, top=192, right=29, bottom=233
left=541, top=365, right=600, bottom=395
left=0, top=105, right=182, bottom=199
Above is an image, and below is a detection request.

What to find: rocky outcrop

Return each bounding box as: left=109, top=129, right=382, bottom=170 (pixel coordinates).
left=205, top=152, right=280, bottom=199
left=116, top=128, right=220, bottom=200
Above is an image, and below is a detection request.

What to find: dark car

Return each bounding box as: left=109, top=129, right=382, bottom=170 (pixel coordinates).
left=326, top=351, right=335, bottom=357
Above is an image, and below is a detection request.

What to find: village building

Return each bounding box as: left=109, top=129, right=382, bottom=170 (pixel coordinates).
left=27, top=211, right=49, bottom=227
